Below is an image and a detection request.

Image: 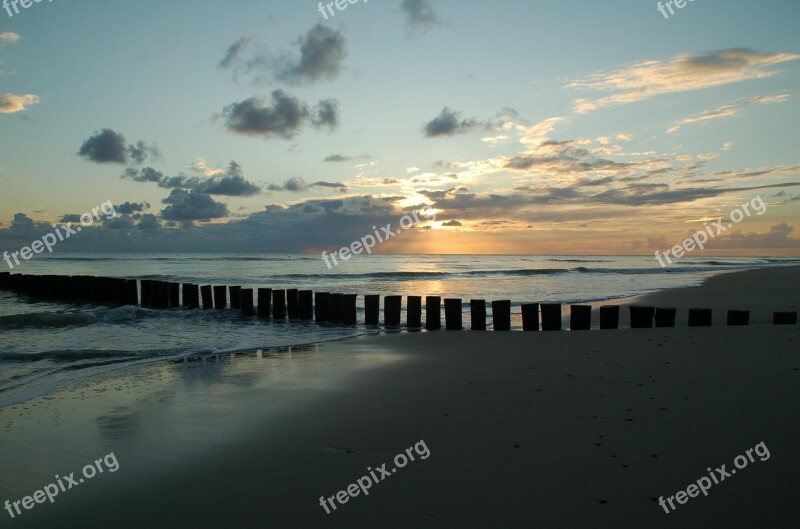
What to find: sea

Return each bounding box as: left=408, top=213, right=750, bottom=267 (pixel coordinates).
left=1, top=254, right=797, bottom=407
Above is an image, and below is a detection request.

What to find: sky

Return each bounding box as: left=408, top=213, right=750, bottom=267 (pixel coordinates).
left=1, top=0, right=799, bottom=255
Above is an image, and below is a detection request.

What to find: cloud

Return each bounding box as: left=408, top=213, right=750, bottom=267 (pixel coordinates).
left=442, top=220, right=462, bottom=227
left=123, top=161, right=261, bottom=197
left=137, top=214, right=161, bottom=231
left=324, top=154, right=351, bottom=162
left=278, top=24, right=347, bottom=84
left=220, top=25, right=347, bottom=86
left=221, top=90, right=340, bottom=139
left=219, top=37, right=252, bottom=69
left=267, top=177, right=346, bottom=193
left=160, top=189, right=228, bottom=221
left=708, top=223, right=800, bottom=249
left=190, top=158, right=225, bottom=176
left=668, top=92, right=791, bottom=133
left=0, top=93, right=39, bottom=114
left=115, top=201, right=150, bottom=214
left=570, top=49, right=800, bottom=113
left=0, top=32, right=21, bottom=44
left=423, top=107, right=481, bottom=137
left=10, top=213, right=34, bottom=230
left=78, top=129, right=159, bottom=165
left=400, top=0, right=443, bottom=32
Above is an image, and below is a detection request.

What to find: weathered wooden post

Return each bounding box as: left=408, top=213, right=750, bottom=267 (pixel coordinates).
left=426, top=296, right=441, bottom=330
left=492, top=300, right=511, bottom=331
left=727, top=310, right=749, bottom=326
left=406, top=296, right=422, bottom=328
left=630, top=306, right=655, bottom=328
left=240, top=288, right=255, bottom=317
left=655, top=307, right=676, bottom=328
left=201, top=285, right=213, bottom=309
left=298, top=290, right=313, bottom=320
left=258, top=288, right=272, bottom=318
left=287, top=288, right=299, bottom=319
left=599, top=305, right=619, bottom=329
left=229, top=286, right=241, bottom=310
left=315, top=292, right=329, bottom=322
left=444, top=298, right=463, bottom=330
left=364, top=295, right=380, bottom=326
left=274, top=289, right=287, bottom=320
left=570, top=305, right=591, bottom=331
left=541, top=303, right=562, bottom=331
left=213, top=286, right=227, bottom=309
left=470, top=300, right=487, bottom=331
left=773, top=311, right=797, bottom=325
left=342, top=294, right=357, bottom=325
left=521, top=303, right=539, bottom=331
left=384, top=295, right=402, bottom=326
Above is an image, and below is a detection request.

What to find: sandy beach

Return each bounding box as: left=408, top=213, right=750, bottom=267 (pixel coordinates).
left=1, top=266, right=798, bottom=528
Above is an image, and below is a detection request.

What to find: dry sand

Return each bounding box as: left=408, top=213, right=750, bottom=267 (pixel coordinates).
left=1, top=266, right=798, bottom=528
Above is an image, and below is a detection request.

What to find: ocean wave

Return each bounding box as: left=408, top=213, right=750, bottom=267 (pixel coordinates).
left=0, top=306, right=156, bottom=330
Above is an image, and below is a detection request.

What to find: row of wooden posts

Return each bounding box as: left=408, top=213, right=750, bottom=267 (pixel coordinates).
left=0, top=272, right=797, bottom=329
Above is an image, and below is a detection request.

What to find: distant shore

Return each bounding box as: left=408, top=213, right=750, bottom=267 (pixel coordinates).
left=1, top=266, right=798, bottom=528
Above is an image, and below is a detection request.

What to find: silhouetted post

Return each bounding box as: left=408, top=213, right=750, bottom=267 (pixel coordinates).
left=315, top=292, right=329, bottom=322
left=201, top=285, right=213, bottom=309
left=444, top=299, right=463, bottom=330
left=384, top=295, right=402, bottom=326
left=470, top=300, right=487, bottom=331
left=287, top=288, right=299, bottom=319
left=125, top=280, right=139, bottom=306
left=688, top=308, right=712, bottom=327
left=727, top=310, right=749, bottom=326
left=364, top=295, right=380, bottom=325
left=299, top=290, right=313, bottom=320
left=213, top=286, right=227, bottom=309
left=426, top=296, right=441, bottom=330
left=327, top=293, right=342, bottom=323
left=240, top=288, right=255, bottom=317
left=773, top=311, right=797, bottom=325
left=630, top=306, right=655, bottom=328
left=342, top=294, right=357, bottom=325
left=229, top=286, right=241, bottom=310
left=521, top=303, right=539, bottom=331
left=599, top=306, right=619, bottom=329
left=655, top=307, right=676, bottom=328
left=407, top=296, right=422, bottom=328
left=155, top=281, right=170, bottom=309
left=570, top=305, right=591, bottom=331
left=258, top=288, right=272, bottom=318
left=541, top=304, right=562, bottom=331
left=274, top=290, right=287, bottom=320
left=183, top=283, right=200, bottom=309
left=140, top=280, right=152, bottom=307
left=492, top=300, right=511, bottom=331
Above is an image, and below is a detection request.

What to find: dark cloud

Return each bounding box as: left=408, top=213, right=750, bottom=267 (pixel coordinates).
left=442, top=220, right=462, bottom=227
left=279, top=24, right=347, bottom=84
left=324, top=154, right=351, bottom=162
left=78, top=129, right=127, bottom=164
left=708, top=223, right=800, bottom=249
left=221, top=90, right=340, bottom=139
left=59, top=214, right=83, bottom=223
left=10, top=213, right=34, bottom=230
left=160, top=189, right=228, bottom=221
left=78, top=129, right=158, bottom=165
left=400, top=0, right=443, bottom=32
left=423, top=107, right=480, bottom=137
left=137, top=214, right=161, bottom=231
left=267, top=177, right=346, bottom=193
left=115, top=201, right=150, bottom=215
left=104, top=215, right=136, bottom=230
left=220, top=25, right=347, bottom=86
left=122, top=162, right=261, bottom=197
